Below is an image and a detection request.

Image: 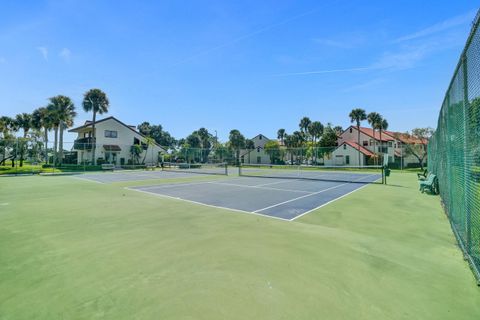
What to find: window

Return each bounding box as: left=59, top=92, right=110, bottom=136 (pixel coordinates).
left=343, top=144, right=347, bottom=150
left=105, top=130, right=118, bottom=138
left=363, top=140, right=368, bottom=146
left=346, top=155, right=350, bottom=165
left=349, top=128, right=352, bottom=133
left=369, top=139, right=373, bottom=146
left=388, top=141, right=393, bottom=147
left=259, top=135, right=262, bottom=140
left=133, top=137, right=140, bottom=145
left=257, top=156, right=261, bottom=163
left=257, top=147, right=261, bottom=152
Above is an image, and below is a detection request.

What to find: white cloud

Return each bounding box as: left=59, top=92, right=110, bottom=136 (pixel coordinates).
left=37, top=46, right=48, bottom=61
left=59, top=48, right=71, bottom=62
left=342, top=78, right=387, bottom=92
left=371, top=46, right=428, bottom=70
left=272, top=67, right=372, bottom=77
left=394, top=10, right=476, bottom=43
left=313, top=35, right=367, bottom=49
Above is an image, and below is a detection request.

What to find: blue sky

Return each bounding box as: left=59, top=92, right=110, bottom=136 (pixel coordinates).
left=0, top=0, right=478, bottom=142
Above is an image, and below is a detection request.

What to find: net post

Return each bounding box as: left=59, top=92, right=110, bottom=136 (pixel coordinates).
left=238, top=163, right=242, bottom=176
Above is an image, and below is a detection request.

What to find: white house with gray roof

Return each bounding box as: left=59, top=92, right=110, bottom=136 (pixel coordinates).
left=69, top=116, right=166, bottom=166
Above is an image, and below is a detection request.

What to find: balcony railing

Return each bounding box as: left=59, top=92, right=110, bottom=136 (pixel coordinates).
left=73, top=137, right=95, bottom=150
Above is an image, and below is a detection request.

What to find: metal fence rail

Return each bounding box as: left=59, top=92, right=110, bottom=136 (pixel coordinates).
left=428, top=9, right=480, bottom=283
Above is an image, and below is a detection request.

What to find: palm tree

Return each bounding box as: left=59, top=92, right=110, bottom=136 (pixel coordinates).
left=349, top=108, right=367, bottom=165
left=32, top=107, right=54, bottom=164
left=0, top=116, right=14, bottom=165
left=53, top=96, right=76, bottom=165
left=367, top=112, right=382, bottom=165
left=299, top=117, right=311, bottom=141
left=47, top=96, right=75, bottom=165
left=82, top=89, right=110, bottom=165
left=2, top=117, right=18, bottom=167
left=277, top=128, right=286, bottom=144
left=15, top=113, right=33, bottom=167
left=228, top=129, right=245, bottom=165
left=283, top=134, right=292, bottom=164
left=292, top=130, right=304, bottom=164
left=308, top=121, right=324, bottom=164
left=15, top=113, right=32, bottom=138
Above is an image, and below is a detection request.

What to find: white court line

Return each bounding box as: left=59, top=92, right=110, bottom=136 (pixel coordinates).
left=253, top=174, right=377, bottom=213
left=125, top=187, right=289, bottom=222
left=255, top=179, right=302, bottom=187
left=70, top=175, right=106, bottom=184
left=134, top=181, right=213, bottom=190
left=209, top=181, right=312, bottom=194
left=289, top=182, right=372, bottom=221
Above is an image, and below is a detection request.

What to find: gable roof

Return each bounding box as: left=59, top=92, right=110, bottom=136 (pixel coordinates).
left=341, top=125, right=426, bottom=144
left=384, top=131, right=427, bottom=144
left=69, top=116, right=166, bottom=150
left=342, top=141, right=375, bottom=156
left=250, top=134, right=270, bottom=141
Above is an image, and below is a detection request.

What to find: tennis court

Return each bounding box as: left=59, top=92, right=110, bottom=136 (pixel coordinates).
left=127, top=167, right=381, bottom=220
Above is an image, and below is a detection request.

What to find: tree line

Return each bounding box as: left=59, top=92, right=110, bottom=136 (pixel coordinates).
left=0, top=88, right=109, bottom=166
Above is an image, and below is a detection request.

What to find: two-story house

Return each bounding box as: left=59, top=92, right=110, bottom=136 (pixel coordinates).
left=239, top=134, right=271, bottom=164
left=324, top=126, right=425, bottom=167
left=69, top=116, right=166, bottom=166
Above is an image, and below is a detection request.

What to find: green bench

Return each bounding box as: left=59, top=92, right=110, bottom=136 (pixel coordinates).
left=417, top=169, right=428, bottom=180
left=419, top=173, right=437, bottom=194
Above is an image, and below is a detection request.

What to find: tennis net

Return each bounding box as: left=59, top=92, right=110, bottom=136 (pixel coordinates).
left=162, top=162, right=228, bottom=175
left=238, top=164, right=383, bottom=184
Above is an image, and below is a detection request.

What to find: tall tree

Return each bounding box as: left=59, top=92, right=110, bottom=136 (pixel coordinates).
left=367, top=112, right=382, bottom=165
left=277, top=128, right=286, bottom=144
left=15, top=113, right=32, bottom=138
left=32, top=107, right=53, bottom=164
left=284, top=134, right=295, bottom=164
left=264, top=140, right=281, bottom=164
left=137, top=122, right=152, bottom=137
left=292, top=130, right=305, bottom=164
left=349, top=108, right=367, bottom=165
left=228, top=129, right=245, bottom=165
left=82, top=89, right=109, bottom=165
left=299, top=117, right=311, bottom=144
left=308, top=121, right=324, bottom=163
left=0, top=116, right=15, bottom=165
left=51, top=96, right=76, bottom=165
left=137, top=122, right=176, bottom=149
left=395, top=128, right=432, bottom=170
left=46, top=104, right=60, bottom=165
left=15, top=113, right=33, bottom=167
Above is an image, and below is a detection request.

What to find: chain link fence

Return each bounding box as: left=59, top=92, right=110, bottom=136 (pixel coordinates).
left=428, top=10, right=480, bottom=283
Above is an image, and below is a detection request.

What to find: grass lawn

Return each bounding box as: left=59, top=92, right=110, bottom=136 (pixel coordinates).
left=0, top=172, right=479, bottom=319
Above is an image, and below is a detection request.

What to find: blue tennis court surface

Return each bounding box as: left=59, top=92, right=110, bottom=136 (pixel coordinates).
left=127, top=173, right=380, bottom=221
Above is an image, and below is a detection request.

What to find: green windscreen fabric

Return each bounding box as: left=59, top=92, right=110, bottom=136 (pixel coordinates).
left=428, top=10, right=480, bottom=282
